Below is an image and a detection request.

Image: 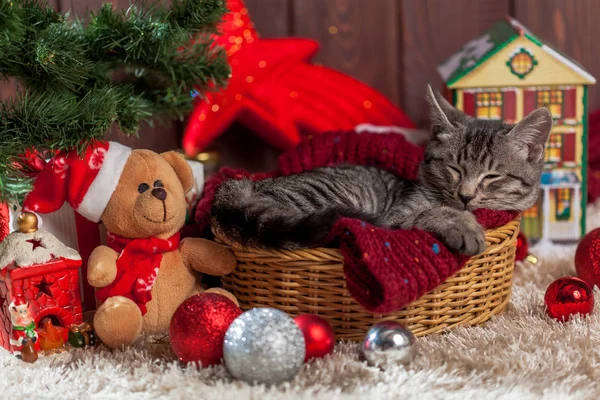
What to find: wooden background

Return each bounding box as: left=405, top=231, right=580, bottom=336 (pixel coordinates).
left=4, top=0, right=600, bottom=169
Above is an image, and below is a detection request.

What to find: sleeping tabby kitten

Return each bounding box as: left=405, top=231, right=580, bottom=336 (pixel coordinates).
left=211, top=86, right=553, bottom=256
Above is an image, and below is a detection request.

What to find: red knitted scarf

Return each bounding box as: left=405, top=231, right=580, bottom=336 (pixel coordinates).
left=95, top=232, right=180, bottom=315
left=195, top=131, right=517, bottom=313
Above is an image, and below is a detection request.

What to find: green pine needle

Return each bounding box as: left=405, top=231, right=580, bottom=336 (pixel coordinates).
left=0, top=0, right=230, bottom=202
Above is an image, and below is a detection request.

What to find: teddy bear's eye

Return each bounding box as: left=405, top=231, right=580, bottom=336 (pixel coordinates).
left=154, top=180, right=164, bottom=188
left=138, top=183, right=150, bottom=193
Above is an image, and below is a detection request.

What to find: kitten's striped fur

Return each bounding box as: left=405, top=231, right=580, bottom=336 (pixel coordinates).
left=211, top=86, right=553, bottom=256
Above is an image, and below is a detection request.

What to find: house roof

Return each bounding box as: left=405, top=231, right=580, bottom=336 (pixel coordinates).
left=0, top=229, right=81, bottom=269
left=437, top=16, right=596, bottom=87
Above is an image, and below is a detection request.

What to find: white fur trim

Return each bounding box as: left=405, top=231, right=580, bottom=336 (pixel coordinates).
left=355, top=124, right=431, bottom=146
left=77, top=142, right=132, bottom=222
left=355, top=123, right=411, bottom=135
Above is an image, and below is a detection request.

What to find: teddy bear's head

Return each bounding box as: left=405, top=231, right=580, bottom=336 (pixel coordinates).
left=21, top=142, right=197, bottom=240
left=101, top=150, right=194, bottom=239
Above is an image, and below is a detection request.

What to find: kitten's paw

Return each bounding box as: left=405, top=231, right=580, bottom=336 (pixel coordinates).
left=436, top=212, right=486, bottom=256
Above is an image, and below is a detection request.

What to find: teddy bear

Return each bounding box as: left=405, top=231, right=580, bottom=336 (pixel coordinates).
left=22, top=141, right=237, bottom=348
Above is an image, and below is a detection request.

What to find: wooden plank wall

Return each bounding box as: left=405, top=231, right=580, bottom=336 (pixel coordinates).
left=3, top=0, right=600, bottom=167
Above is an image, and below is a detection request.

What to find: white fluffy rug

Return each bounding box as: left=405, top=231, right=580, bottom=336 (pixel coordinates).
left=3, top=206, right=600, bottom=400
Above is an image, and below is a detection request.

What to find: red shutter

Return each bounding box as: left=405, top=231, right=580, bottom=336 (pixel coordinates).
left=563, top=88, right=577, bottom=119
left=503, top=90, right=516, bottom=123
left=463, top=91, right=475, bottom=116
left=524, top=89, right=537, bottom=116
left=563, top=131, right=576, bottom=162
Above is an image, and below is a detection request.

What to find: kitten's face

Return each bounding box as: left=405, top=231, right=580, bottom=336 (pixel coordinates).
left=420, top=87, right=553, bottom=212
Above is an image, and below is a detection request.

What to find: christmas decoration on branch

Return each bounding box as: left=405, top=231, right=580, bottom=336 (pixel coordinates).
left=0, top=0, right=230, bottom=202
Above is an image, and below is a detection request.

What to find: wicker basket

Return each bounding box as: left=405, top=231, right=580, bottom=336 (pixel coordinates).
left=218, top=217, right=520, bottom=341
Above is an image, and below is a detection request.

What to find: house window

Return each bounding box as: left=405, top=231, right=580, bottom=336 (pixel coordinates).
left=537, top=90, right=563, bottom=119
left=507, top=48, right=537, bottom=79
left=555, top=188, right=572, bottom=220
left=545, top=133, right=563, bottom=163
left=475, top=92, right=503, bottom=120
left=523, top=203, right=540, bottom=219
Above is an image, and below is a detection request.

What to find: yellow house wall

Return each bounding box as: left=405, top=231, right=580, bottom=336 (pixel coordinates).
left=576, top=85, right=584, bottom=121
left=449, top=36, right=593, bottom=89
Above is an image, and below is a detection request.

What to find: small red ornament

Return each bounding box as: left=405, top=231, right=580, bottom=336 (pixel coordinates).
left=544, top=276, right=594, bottom=321
left=293, top=314, right=335, bottom=361
left=575, top=228, right=600, bottom=287
left=515, top=232, right=529, bottom=262
left=169, top=293, right=242, bottom=366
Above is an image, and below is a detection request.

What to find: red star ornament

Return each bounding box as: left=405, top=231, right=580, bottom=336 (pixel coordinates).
left=183, top=0, right=415, bottom=156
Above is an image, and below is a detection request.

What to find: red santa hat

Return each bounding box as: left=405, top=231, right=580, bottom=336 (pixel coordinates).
left=22, top=141, right=132, bottom=223
left=9, top=294, right=27, bottom=307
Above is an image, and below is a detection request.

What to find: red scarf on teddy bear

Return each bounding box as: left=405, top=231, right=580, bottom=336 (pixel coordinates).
left=95, top=232, right=180, bottom=315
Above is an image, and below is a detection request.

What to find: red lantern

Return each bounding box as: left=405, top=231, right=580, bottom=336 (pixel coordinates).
left=294, top=314, right=335, bottom=361
left=575, top=228, right=600, bottom=287
left=544, top=276, right=594, bottom=321
left=0, top=212, right=83, bottom=354
left=169, top=293, right=242, bottom=366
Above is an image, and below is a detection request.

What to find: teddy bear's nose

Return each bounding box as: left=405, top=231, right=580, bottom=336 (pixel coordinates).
left=151, top=188, right=167, bottom=201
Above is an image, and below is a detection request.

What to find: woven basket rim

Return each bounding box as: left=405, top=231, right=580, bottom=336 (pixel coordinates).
left=213, top=215, right=521, bottom=257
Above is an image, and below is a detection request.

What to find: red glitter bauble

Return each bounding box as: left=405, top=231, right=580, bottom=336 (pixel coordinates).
left=294, top=314, right=335, bottom=361
left=169, top=293, right=242, bottom=366
left=515, top=232, right=529, bottom=262
left=544, top=276, right=594, bottom=321
left=575, top=228, right=600, bottom=287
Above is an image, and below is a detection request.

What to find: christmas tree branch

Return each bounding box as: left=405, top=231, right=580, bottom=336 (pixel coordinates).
left=0, top=0, right=229, bottom=202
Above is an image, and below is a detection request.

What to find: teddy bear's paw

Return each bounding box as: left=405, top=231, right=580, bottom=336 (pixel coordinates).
left=204, top=288, right=239, bottom=307
left=94, top=296, right=143, bottom=349
left=87, top=246, right=119, bottom=288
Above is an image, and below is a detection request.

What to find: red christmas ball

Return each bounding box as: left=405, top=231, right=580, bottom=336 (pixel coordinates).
left=575, top=228, right=600, bottom=287
left=294, top=314, right=335, bottom=361
left=169, top=293, right=242, bottom=366
left=544, top=276, right=594, bottom=321
left=515, top=232, right=529, bottom=262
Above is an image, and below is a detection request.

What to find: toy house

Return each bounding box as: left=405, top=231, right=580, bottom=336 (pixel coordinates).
left=437, top=16, right=596, bottom=242
left=0, top=212, right=83, bottom=352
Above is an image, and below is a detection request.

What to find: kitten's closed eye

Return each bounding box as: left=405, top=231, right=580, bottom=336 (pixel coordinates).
left=447, top=166, right=462, bottom=181
left=480, top=173, right=503, bottom=189
left=482, top=173, right=502, bottom=181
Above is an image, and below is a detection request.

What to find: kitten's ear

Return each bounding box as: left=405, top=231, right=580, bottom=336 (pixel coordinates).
left=426, top=84, right=468, bottom=137
left=507, top=107, right=553, bottom=162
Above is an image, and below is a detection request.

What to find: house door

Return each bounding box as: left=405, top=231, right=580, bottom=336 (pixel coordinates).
left=547, top=187, right=580, bottom=241
left=521, top=193, right=543, bottom=240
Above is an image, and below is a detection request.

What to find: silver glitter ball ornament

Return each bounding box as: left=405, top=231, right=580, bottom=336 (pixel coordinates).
left=223, top=308, right=306, bottom=385
left=362, top=321, right=416, bottom=367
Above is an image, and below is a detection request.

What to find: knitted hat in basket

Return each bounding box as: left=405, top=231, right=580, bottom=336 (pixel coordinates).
left=23, top=141, right=132, bottom=223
